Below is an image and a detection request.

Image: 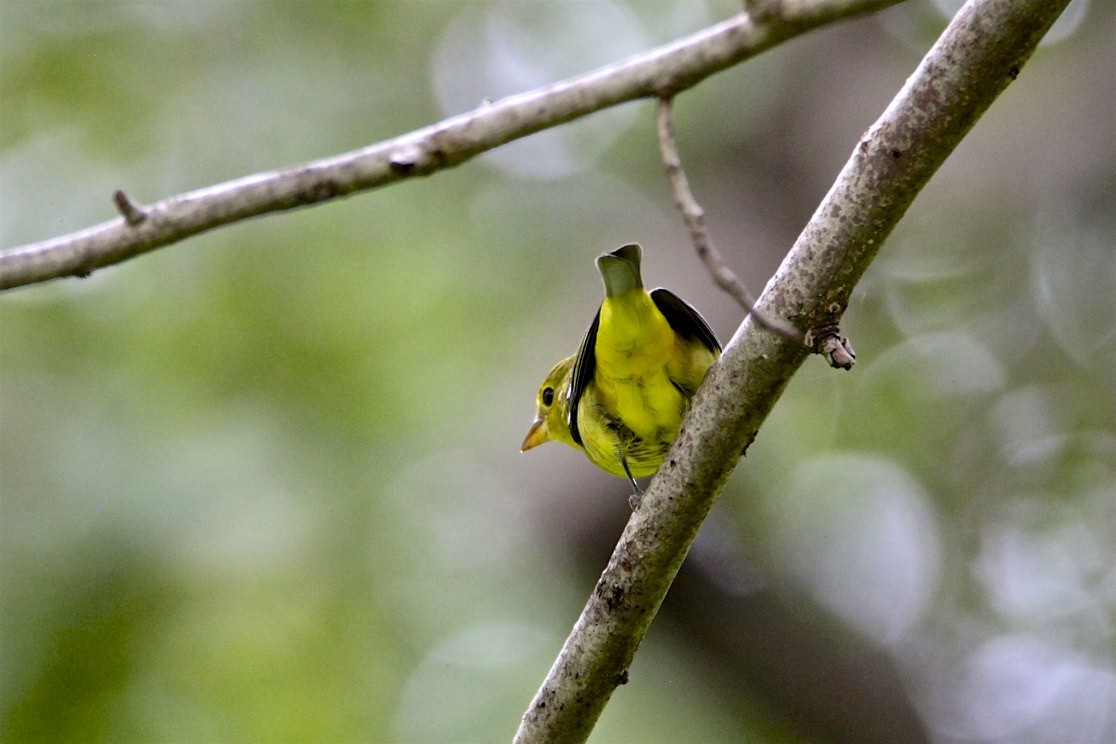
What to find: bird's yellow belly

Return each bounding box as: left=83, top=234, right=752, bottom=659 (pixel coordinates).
left=577, top=366, right=685, bottom=478
left=596, top=368, right=683, bottom=441
left=584, top=293, right=691, bottom=476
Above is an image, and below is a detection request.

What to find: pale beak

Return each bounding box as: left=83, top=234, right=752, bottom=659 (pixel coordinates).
left=520, top=417, right=549, bottom=452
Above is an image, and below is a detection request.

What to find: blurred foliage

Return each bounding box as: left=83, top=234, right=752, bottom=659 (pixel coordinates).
left=2, top=1, right=1114, bottom=742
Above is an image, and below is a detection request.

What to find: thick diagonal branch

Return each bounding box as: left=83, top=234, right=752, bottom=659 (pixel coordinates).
left=513, top=0, right=1071, bottom=741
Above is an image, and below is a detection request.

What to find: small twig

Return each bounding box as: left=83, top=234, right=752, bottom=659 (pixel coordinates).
left=111, top=190, right=148, bottom=226
left=655, top=97, right=801, bottom=341
left=805, top=324, right=856, bottom=369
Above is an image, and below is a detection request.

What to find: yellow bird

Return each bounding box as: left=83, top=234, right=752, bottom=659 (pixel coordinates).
left=521, top=243, right=721, bottom=499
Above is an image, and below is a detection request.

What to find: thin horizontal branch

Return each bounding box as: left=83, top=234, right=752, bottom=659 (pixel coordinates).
left=0, top=0, right=901, bottom=291
left=513, top=0, right=1071, bottom=741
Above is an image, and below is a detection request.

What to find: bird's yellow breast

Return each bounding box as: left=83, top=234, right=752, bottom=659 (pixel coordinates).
left=593, top=290, right=686, bottom=442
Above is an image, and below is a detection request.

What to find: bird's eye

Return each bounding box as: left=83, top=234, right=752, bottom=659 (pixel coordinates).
left=542, top=387, right=555, bottom=406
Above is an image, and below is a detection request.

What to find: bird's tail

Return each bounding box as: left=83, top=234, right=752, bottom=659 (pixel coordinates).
left=596, top=243, right=644, bottom=297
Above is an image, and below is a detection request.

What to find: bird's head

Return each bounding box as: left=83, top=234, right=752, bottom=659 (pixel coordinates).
left=521, top=355, right=577, bottom=452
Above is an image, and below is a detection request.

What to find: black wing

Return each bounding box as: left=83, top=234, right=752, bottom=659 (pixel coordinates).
left=650, top=288, right=721, bottom=354
left=566, top=308, right=601, bottom=447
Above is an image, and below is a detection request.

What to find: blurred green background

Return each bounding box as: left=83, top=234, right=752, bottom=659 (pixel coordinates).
left=2, top=1, right=1113, bottom=741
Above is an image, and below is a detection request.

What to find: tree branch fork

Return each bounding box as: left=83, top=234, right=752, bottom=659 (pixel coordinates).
left=514, top=0, right=1071, bottom=740
left=0, top=1, right=1073, bottom=743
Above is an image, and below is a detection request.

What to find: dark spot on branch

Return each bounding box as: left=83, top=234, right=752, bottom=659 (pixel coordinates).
left=1009, top=66, right=1020, bottom=80
left=615, top=669, right=630, bottom=686
left=741, top=430, right=757, bottom=455
left=428, top=147, right=449, bottom=168
left=890, top=149, right=902, bottom=159
left=597, top=581, right=625, bottom=611
left=389, top=145, right=424, bottom=174
left=306, top=179, right=340, bottom=203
